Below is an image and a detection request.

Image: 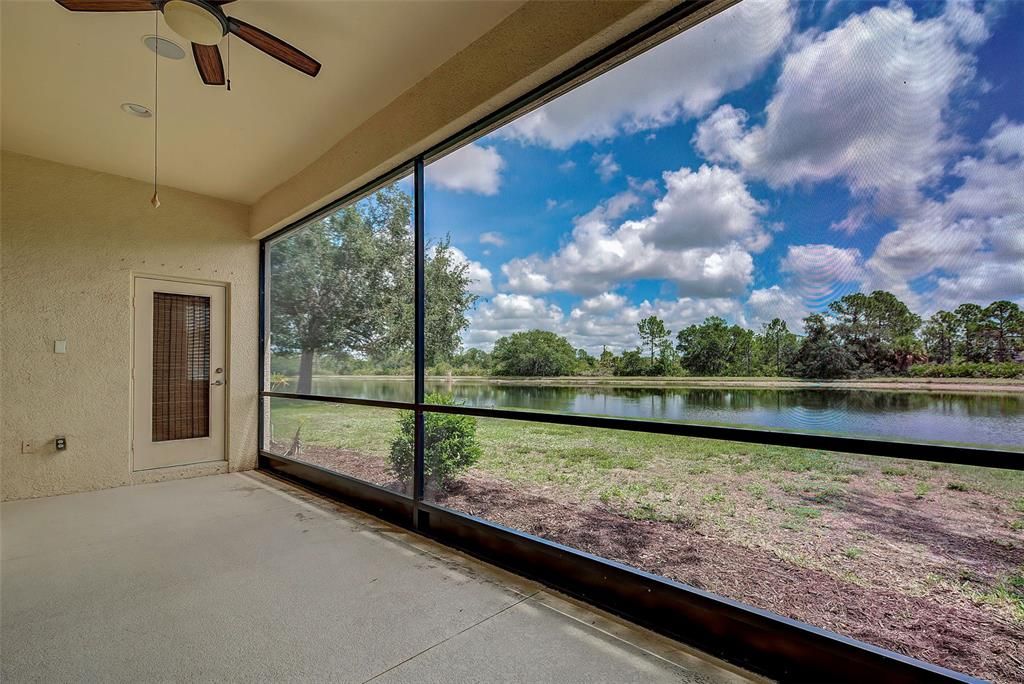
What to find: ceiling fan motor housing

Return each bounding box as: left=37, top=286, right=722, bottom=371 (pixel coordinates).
left=161, top=0, right=226, bottom=46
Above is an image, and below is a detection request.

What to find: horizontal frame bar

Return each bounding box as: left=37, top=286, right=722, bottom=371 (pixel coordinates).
left=262, top=391, right=1022, bottom=471
left=263, top=391, right=414, bottom=412
left=257, top=449, right=981, bottom=684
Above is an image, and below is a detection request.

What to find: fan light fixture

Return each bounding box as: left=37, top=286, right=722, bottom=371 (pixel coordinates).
left=161, top=0, right=226, bottom=46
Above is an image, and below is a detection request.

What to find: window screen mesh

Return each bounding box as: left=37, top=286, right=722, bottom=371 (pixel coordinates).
left=152, top=293, right=210, bottom=442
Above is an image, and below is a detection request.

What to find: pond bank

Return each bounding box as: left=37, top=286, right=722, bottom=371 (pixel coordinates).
left=307, top=374, right=1024, bottom=394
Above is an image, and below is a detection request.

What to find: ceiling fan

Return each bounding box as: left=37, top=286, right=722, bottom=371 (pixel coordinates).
left=55, top=0, right=321, bottom=85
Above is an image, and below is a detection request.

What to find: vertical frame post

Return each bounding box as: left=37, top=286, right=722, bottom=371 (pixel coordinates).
left=413, top=157, right=426, bottom=506
left=257, top=239, right=267, bottom=453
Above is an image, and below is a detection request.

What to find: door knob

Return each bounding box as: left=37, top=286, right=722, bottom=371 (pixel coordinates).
left=211, top=380, right=224, bottom=386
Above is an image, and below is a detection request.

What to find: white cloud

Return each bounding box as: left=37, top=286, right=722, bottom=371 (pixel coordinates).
left=577, top=292, right=628, bottom=315
left=445, top=246, right=494, bottom=296
left=592, top=153, right=620, bottom=182
left=479, top=231, right=505, bottom=247
left=745, top=286, right=809, bottom=333
left=462, top=290, right=742, bottom=354
left=780, top=243, right=864, bottom=308
left=426, top=143, right=504, bottom=195
left=563, top=296, right=742, bottom=353
left=639, top=165, right=769, bottom=251
left=694, top=2, right=988, bottom=215
left=462, top=294, right=563, bottom=349
left=864, top=117, right=1024, bottom=310
left=558, top=160, right=577, bottom=173
left=500, top=165, right=768, bottom=298
left=500, top=0, right=794, bottom=149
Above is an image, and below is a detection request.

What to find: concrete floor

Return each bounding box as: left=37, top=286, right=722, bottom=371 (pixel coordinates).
left=2, top=472, right=762, bottom=683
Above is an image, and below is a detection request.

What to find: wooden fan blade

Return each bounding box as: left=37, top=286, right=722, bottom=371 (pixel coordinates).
left=54, top=0, right=156, bottom=11
left=192, top=43, right=225, bottom=86
left=228, top=18, right=320, bottom=77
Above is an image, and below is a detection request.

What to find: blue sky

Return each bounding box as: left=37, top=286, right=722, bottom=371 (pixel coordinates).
left=422, top=0, right=1023, bottom=353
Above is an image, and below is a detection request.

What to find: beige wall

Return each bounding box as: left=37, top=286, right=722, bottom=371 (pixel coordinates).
left=1, top=152, right=258, bottom=501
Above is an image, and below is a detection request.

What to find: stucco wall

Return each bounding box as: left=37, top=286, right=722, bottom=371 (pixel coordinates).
left=1, top=152, right=258, bottom=501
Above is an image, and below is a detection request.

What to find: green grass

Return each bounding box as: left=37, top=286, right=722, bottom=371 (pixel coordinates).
left=268, top=400, right=1024, bottom=543
left=844, top=546, right=865, bottom=560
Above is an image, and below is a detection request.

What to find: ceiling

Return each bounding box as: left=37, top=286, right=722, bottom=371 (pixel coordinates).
left=1, top=0, right=523, bottom=204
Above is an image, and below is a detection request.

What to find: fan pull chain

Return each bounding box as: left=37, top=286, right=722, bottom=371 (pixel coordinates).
left=151, top=10, right=160, bottom=208
left=226, top=33, right=231, bottom=92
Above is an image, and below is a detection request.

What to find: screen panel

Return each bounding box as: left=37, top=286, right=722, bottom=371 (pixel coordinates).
left=266, top=174, right=415, bottom=402
left=265, top=398, right=413, bottom=497
left=422, top=412, right=1024, bottom=682
left=419, top=0, right=1024, bottom=451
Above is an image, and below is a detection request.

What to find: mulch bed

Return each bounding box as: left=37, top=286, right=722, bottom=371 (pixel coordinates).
left=277, top=443, right=1024, bottom=683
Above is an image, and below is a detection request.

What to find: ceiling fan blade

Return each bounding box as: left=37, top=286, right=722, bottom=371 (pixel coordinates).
left=192, top=43, right=225, bottom=86
left=54, top=0, right=156, bottom=10
left=228, top=18, right=320, bottom=77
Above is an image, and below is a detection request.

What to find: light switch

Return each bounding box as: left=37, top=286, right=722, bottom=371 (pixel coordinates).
left=54, top=340, right=67, bottom=354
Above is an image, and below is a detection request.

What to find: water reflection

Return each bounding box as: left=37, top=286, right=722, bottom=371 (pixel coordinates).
left=280, top=376, right=1024, bottom=449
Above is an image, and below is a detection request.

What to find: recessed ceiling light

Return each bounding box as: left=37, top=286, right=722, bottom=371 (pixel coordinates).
left=121, top=102, right=152, bottom=118
left=142, top=34, right=186, bottom=60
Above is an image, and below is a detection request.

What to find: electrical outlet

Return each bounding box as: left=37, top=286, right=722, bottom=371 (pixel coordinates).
left=55, top=437, right=67, bottom=451
left=21, top=440, right=36, bottom=454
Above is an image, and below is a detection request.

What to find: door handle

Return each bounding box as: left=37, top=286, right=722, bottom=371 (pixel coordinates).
left=211, top=380, right=224, bottom=386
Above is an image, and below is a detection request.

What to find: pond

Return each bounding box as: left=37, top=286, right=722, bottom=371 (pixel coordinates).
left=277, top=376, right=1024, bottom=450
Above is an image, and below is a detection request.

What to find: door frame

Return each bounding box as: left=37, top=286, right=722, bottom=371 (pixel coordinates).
left=131, top=273, right=230, bottom=472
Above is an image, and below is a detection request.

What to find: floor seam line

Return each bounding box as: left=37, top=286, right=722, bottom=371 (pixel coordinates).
left=359, top=590, right=542, bottom=683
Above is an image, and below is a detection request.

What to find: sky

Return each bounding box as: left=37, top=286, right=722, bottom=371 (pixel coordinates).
left=421, top=0, right=1024, bottom=354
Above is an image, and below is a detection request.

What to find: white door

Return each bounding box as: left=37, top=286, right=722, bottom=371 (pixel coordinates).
left=133, top=277, right=226, bottom=470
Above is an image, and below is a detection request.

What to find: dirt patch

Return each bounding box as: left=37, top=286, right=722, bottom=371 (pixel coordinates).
left=277, top=443, right=1024, bottom=682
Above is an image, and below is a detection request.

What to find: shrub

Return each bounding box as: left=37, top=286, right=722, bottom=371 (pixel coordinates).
left=389, top=393, right=481, bottom=489
left=907, top=362, right=1024, bottom=379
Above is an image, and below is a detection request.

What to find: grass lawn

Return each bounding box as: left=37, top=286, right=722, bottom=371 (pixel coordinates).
left=268, top=398, right=1024, bottom=680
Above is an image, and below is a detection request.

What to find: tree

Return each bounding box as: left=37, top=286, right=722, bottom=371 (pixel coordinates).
left=269, top=185, right=475, bottom=392
left=922, top=310, right=959, bottom=364
left=955, top=303, right=987, bottom=362
left=491, top=330, right=579, bottom=376
left=637, top=316, right=670, bottom=364
left=614, top=349, right=647, bottom=376
left=830, top=290, right=920, bottom=375
left=575, top=348, right=597, bottom=374
left=981, top=301, right=1024, bottom=362
left=675, top=317, right=750, bottom=376
left=423, top=238, right=480, bottom=366
left=451, top=347, right=491, bottom=374
left=790, top=314, right=856, bottom=379
left=269, top=206, right=382, bottom=393
left=758, top=318, right=798, bottom=376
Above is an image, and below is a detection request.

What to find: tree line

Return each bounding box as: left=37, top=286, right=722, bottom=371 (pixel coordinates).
left=268, top=184, right=1022, bottom=384
left=451, top=292, right=1023, bottom=379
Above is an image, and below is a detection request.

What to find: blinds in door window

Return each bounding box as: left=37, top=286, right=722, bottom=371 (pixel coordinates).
left=152, top=292, right=211, bottom=442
